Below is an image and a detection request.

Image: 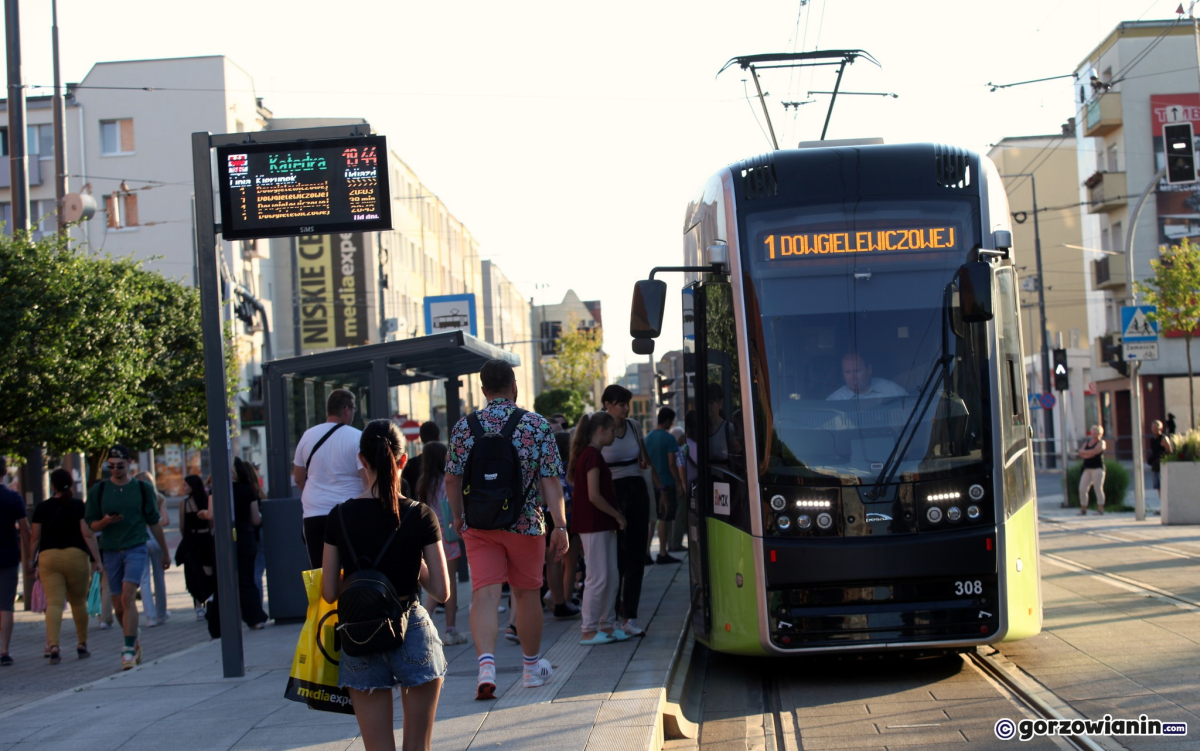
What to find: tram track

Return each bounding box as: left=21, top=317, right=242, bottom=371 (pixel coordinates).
left=966, top=648, right=1111, bottom=751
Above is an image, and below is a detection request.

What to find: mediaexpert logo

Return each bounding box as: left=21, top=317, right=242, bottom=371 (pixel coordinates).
left=994, top=715, right=1187, bottom=741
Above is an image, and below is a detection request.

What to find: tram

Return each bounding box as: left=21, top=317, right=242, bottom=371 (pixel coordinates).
left=630, top=142, right=1043, bottom=655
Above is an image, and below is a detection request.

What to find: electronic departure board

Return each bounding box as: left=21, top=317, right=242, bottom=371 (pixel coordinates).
left=216, top=135, right=392, bottom=240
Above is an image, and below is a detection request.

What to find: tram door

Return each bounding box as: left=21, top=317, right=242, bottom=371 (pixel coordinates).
left=687, top=281, right=752, bottom=640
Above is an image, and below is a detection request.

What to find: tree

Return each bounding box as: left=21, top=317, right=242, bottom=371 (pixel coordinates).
left=534, top=388, right=588, bottom=426
left=1137, top=238, right=1200, bottom=430
left=543, top=315, right=605, bottom=398
left=0, top=232, right=234, bottom=476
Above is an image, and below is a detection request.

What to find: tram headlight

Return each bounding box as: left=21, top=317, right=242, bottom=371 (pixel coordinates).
left=967, top=504, right=981, bottom=519
left=926, top=506, right=943, bottom=523
left=816, top=512, right=833, bottom=530
left=797, top=514, right=812, bottom=530
left=769, top=494, right=787, bottom=512
left=946, top=506, right=962, bottom=522
left=777, top=515, right=792, bottom=531
left=969, top=484, right=985, bottom=500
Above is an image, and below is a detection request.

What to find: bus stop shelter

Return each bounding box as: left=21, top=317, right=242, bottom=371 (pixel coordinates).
left=257, top=331, right=518, bottom=620
left=262, top=330, right=519, bottom=494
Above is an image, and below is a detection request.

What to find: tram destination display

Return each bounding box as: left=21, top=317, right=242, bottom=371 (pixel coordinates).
left=216, top=135, right=391, bottom=240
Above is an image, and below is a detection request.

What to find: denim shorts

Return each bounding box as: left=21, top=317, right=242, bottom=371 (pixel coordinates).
left=338, top=604, right=447, bottom=691
left=102, top=544, right=148, bottom=594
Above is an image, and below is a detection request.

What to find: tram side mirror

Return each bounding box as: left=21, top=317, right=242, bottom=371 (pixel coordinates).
left=958, top=262, right=994, bottom=323
left=631, top=279, right=667, bottom=340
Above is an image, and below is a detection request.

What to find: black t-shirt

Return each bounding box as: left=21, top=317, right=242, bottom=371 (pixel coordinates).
left=400, top=461, right=421, bottom=501
left=324, top=498, right=441, bottom=600
left=32, top=497, right=90, bottom=557
left=233, top=482, right=259, bottom=529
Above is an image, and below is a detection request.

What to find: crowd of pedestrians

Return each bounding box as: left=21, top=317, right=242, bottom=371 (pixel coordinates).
left=0, top=361, right=694, bottom=750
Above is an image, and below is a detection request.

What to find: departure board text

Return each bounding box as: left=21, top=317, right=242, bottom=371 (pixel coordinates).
left=217, top=135, right=391, bottom=240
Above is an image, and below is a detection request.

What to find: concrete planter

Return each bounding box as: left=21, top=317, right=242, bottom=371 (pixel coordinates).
left=1162, top=462, right=1200, bottom=525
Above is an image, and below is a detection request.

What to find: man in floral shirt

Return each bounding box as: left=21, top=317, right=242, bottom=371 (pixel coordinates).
left=446, top=360, right=568, bottom=699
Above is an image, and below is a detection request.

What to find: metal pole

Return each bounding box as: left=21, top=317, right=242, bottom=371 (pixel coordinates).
left=820, top=60, right=848, bottom=141
left=191, top=131, right=244, bottom=676
left=1058, top=332, right=1070, bottom=494
left=1030, top=175, right=1055, bottom=469
left=6, top=0, right=27, bottom=233
left=51, top=0, right=65, bottom=237
left=748, top=66, right=779, bottom=150
left=1125, top=165, right=1167, bottom=522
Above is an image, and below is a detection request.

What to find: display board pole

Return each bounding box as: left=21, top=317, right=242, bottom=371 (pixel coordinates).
left=191, top=132, right=244, bottom=677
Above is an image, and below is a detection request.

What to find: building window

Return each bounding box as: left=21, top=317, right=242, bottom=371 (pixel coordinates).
left=1106, top=144, right=1118, bottom=173
left=1112, top=222, right=1123, bottom=253
left=31, top=199, right=57, bottom=239
left=0, top=125, right=54, bottom=158
left=100, top=119, right=134, bottom=155
left=104, top=192, right=139, bottom=228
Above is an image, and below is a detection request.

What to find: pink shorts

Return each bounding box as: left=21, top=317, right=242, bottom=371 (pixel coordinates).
left=460, top=527, right=544, bottom=592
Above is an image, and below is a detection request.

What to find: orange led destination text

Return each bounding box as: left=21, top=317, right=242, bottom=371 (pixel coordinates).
left=764, top=226, right=957, bottom=259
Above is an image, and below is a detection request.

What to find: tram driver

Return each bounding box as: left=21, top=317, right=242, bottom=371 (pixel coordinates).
left=826, top=352, right=907, bottom=401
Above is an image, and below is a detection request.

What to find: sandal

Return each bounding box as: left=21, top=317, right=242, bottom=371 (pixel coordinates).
left=77, top=643, right=90, bottom=659
left=49, top=646, right=61, bottom=665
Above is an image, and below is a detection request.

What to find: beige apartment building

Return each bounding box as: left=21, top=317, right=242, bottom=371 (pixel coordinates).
left=1073, top=19, right=1200, bottom=453
left=0, top=55, right=531, bottom=488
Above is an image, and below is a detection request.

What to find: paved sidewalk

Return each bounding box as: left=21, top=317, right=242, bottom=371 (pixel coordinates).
left=0, top=507, right=222, bottom=710
left=0, top=553, right=690, bottom=751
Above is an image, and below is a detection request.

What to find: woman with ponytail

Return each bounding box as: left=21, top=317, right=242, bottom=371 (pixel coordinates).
left=321, top=418, right=449, bottom=751
left=31, top=469, right=103, bottom=663
left=568, top=411, right=630, bottom=646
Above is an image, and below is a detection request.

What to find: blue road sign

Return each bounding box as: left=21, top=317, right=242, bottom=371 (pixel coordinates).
left=1121, top=305, right=1158, bottom=342
left=1040, top=393, right=1056, bottom=410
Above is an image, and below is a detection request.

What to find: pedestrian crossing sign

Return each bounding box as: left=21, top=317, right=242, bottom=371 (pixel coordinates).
left=1121, top=305, right=1158, bottom=361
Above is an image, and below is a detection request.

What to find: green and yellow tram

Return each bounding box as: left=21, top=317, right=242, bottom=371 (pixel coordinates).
left=630, top=142, right=1042, bottom=655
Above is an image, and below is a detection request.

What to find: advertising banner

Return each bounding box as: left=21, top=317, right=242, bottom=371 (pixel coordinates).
left=1150, top=94, right=1200, bottom=246
left=297, top=233, right=370, bottom=350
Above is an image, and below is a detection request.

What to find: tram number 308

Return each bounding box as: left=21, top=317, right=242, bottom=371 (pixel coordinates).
left=954, top=580, right=984, bottom=596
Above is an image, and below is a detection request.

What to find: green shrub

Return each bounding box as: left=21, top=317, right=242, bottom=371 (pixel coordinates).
left=1065, top=460, right=1130, bottom=509
left=533, top=388, right=588, bottom=426
left=1164, top=430, right=1200, bottom=463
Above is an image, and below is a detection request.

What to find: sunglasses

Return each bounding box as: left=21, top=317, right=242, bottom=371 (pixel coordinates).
left=107, top=462, right=128, bottom=470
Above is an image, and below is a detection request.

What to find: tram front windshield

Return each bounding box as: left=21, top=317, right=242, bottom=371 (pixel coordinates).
left=743, top=198, right=987, bottom=485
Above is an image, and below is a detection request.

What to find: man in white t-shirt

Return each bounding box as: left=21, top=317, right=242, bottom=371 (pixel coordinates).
left=292, top=389, right=366, bottom=567
left=827, top=352, right=908, bottom=401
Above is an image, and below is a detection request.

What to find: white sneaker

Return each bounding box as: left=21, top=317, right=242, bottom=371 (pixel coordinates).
left=523, top=658, right=553, bottom=688
left=146, top=615, right=158, bottom=628
left=476, top=663, right=497, bottom=701
left=98, top=621, right=112, bottom=631
left=442, top=630, right=468, bottom=646
left=622, top=619, right=646, bottom=637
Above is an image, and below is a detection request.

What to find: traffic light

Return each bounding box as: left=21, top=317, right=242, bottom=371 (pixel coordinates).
left=1100, top=334, right=1129, bottom=377
left=1164, top=122, right=1197, bottom=185
left=656, top=373, right=675, bottom=407
left=1052, top=348, right=1069, bottom=391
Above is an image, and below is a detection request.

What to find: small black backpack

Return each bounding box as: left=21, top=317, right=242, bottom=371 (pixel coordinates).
left=463, top=408, right=528, bottom=530
left=335, top=503, right=416, bottom=657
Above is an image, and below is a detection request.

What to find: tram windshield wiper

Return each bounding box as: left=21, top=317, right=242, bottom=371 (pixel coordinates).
left=868, top=284, right=955, bottom=499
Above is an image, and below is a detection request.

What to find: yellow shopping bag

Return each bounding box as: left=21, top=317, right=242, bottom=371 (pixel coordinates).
left=284, top=569, right=354, bottom=714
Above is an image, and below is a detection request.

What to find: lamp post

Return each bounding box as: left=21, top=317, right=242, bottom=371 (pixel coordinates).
left=1003, top=173, right=1055, bottom=469
left=1124, top=165, right=1167, bottom=522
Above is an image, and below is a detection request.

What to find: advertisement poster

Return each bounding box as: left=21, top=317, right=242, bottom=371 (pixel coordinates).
left=1150, top=94, right=1200, bottom=246
left=296, top=233, right=369, bottom=350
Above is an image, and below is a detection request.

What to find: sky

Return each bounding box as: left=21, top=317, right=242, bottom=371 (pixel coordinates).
left=7, top=0, right=1183, bottom=380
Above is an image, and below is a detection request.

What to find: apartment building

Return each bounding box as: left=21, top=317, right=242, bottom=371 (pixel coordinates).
left=1073, top=18, right=1200, bottom=452
left=533, top=290, right=606, bottom=405
left=0, top=55, right=526, bottom=483
left=481, top=260, right=535, bottom=404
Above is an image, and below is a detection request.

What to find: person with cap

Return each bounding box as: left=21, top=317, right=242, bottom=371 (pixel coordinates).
left=84, top=445, right=170, bottom=670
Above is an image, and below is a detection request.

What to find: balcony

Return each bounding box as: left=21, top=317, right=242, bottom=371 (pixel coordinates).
left=1084, top=91, right=1122, bottom=137
left=1092, top=255, right=1126, bottom=291
left=1085, top=170, right=1127, bottom=213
